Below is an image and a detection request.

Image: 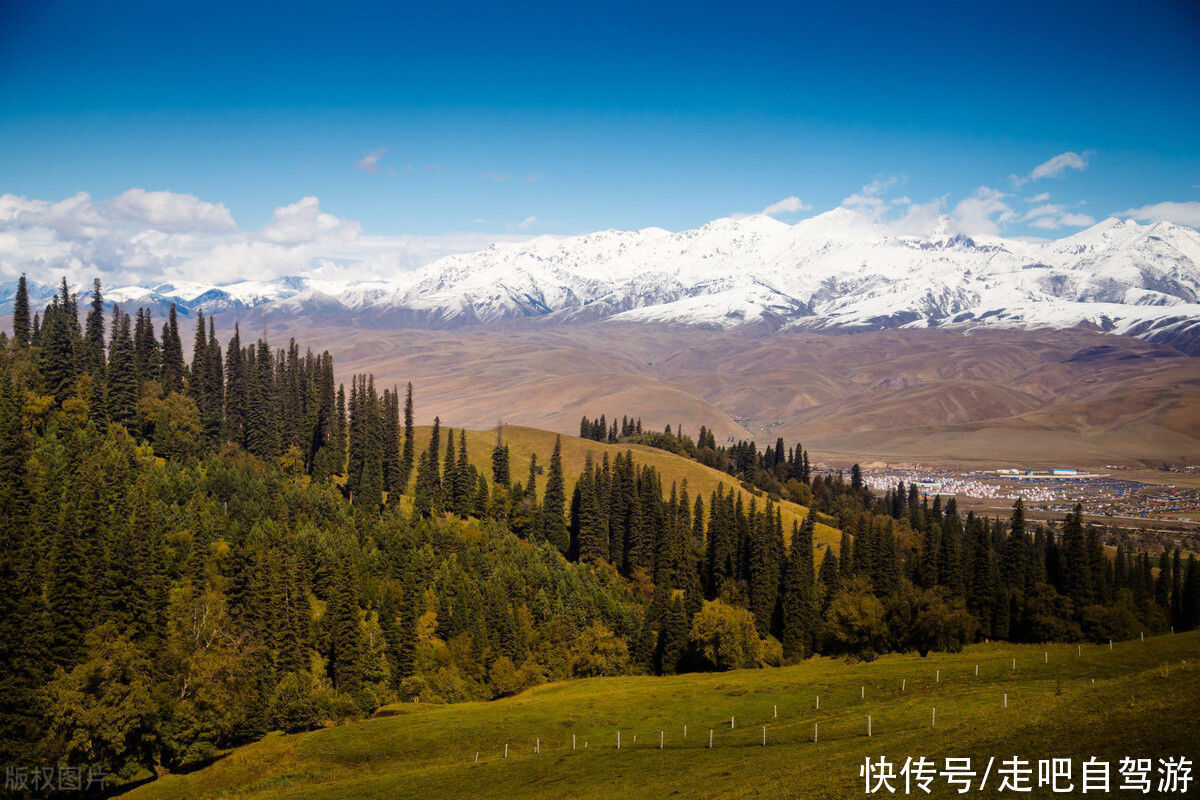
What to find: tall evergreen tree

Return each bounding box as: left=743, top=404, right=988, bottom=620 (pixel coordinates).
left=325, top=562, right=364, bottom=692
left=38, top=296, right=78, bottom=404
left=105, top=310, right=138, bottom=426
left=399, top=383, right=415, bottom=490
left=224, top=325, right=247, bottom=445
left=160, top=303, right=185, bottom=394
left=539, top=436, right=568, bottom=552
left=782, top=513, right=817, bottom=659
left=82, top=278, right=106, bottom=375
left=12, top=273, right=30, bottom=347
left=381, top=388, right=402, bottom=500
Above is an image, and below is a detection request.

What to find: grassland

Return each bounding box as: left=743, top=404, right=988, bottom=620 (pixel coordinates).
left=423, top=424, right=842, bottom=549
left=125, top=632, right=1200, bottom=799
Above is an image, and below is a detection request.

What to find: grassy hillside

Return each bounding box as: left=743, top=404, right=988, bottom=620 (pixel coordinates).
left=124, top=632, right=1199, bottom=799
left=420, top=424, right=842, bottom=550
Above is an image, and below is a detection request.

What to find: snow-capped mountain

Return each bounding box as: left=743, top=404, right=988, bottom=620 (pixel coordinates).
left=5, top=213, right=1200, bottom=353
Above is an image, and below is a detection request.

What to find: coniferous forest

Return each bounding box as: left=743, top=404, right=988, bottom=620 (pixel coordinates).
left=2, top=277, right=1199, bottom=788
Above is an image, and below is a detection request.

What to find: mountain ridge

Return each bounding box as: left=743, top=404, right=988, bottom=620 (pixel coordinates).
left=4, top=212, right=1199, bottom=353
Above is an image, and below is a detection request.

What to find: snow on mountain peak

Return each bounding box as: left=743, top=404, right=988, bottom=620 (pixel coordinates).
left=7, top=213, right=1199, bottom=353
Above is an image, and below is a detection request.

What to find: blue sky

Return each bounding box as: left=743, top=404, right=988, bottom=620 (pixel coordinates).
left=1, top=0, right=1199, bottom=284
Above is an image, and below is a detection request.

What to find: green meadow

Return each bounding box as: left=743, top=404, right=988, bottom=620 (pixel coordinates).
left=125, top=632, right=1199, bottom=799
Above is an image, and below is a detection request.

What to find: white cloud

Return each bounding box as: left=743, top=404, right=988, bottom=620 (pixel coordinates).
left=262, top=196, right=360, bottom=245
left=519, top=174, right=540, bottom=183
left=1119, top=201, right=1200, bottom=227
left=862, top=174, right=905, bottom=197
left=1023, top=192, right=1050, bottom=204
left=109, top=188, right=235, bottom=232
left=1024, top=203, right=1066, bottom=219
left=355, top=148, right=388, bottom=174
left=0, top=189, right=539, bottom=286
left=1030, top=151, right=1088, bottom=180
left=888, top=197, right=947, bottom=235
left=951, top=186, right=1016, bottom=236
left=513, top=216, right=538, bottom=230
left=838, top=175, right=912, bottom=223
left=1058, top=212, right=1096, bottom=227
left=482, top=171, right=509, bottom=182
left=841, top=192, right=885, bottom=213
left=761, top=196, right=811, bottom=216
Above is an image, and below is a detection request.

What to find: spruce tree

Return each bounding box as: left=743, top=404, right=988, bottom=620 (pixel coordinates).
left=224, top=325, right=247, bottom=445
left=160, top=303, right=185, bottom=394
left=455, top=430, right=472, bottom=516
left=782, top=513, right=817, bottom=660
left=491, top=432, right=510, bottom=489
left=539, top=436, right=568, bottom=552
left=442, top=426, right=459, bottom=511
left=325, top=562, right=364, bottom=692
left=0, top=366, right=41, bottom=761
left=202, top=317, right=224, bottom=444
left=381, top=388, right=402, bottom=500
left=83, top=278, right=106, bottom=375
left=358, top=376, right=384, bottom=509
left=246, top=339, right=279, bottom=460
left=12, top=273, right=30, bottom=347
left=38, top=297, right=78, bottom=404
left=105, top=310, right=138, bottom=426
left=399, top=382, right=415, bottom=489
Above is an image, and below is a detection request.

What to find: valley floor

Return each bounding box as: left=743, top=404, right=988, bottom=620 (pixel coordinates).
left=124, top=633, right=1200, bottom=799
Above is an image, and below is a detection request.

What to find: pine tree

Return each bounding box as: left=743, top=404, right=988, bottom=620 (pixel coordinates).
left=657, top=594, right=688, bottom=674
left=325, top=562, right=364, bottom=692
left=160, top=303, right=185, bottom=394
left=0, top=365, right=42, bottom=763
left=491, top=431, right=510, bottom=489
left=574, top=456, right=606, bottom=561
left=782, top=513, right=817, bottom=659
left=333, top=383, right=348, bottom=475
left=428, top=416, right=442, bottom=508
left=455, top=430, right=472, bottom=516
left=381, top=388, right=402, bottom=500
left=246, top=340, right=279, bottom=460
left=224, top=325, right=247, bottom=445
left=188, top=309, right=209, bottom=416
left=82, top=279, right=106, bottom=375
left=442, top=427, right=459, bottom=511
left=202, top=317, right=224, bottom=444
left=357, top=376, right=384, bottom=510
left=538, top=436, right=568, bottom=551
left=399, top=383, right=415, bottom=490
left=818, top=548, right=840, bottom=613
left=38, top=296, right=78, bottom=404
left=12, top=273, right=30, bottom=347
left=105, top=310, right=138, bottom=426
